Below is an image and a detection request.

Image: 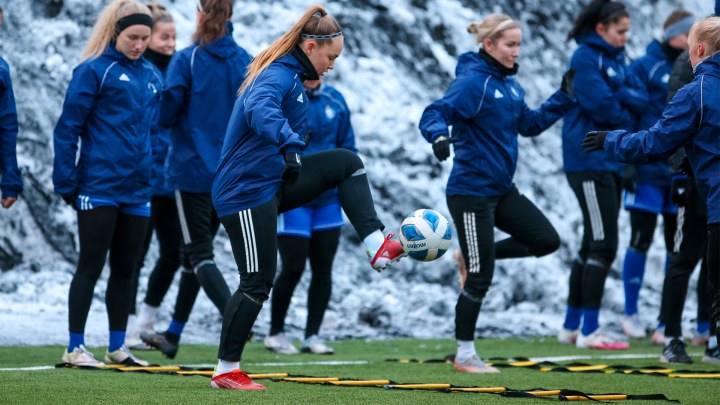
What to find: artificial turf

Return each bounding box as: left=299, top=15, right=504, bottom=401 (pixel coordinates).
left=0, top=337, right=718, bottom=404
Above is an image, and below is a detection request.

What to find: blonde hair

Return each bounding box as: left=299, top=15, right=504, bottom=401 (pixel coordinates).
left=80, top=0, right=151, bottom=62
left=238, top=4, right=341, bottom=95
left=689, top=16, right=720, bottom=60
left=467, top=14, right=521, bottom=46
left=146, top=1, right=173, bottom=25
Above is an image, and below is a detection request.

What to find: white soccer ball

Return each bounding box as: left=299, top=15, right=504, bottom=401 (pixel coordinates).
left=399, top=209, right=452, bottom=262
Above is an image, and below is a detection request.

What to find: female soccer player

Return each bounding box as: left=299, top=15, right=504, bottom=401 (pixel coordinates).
left=265, top=79, right=356, bottom=355
left=559, top=0, right=647, bottom=350
left=210, top=5, right=405, bottom=390
left=419, top=14, right=575, bottom=373
left=140, top=0, right=253, bottom=359
left=0, top=15, right=22, bottom=210
left=619, top=10, right=694, bottom=339
left=125, top=1, right=181, bottom=351
left=53, top=0, right=160, bottom=366
left=583, top=15, right=720, bottom=365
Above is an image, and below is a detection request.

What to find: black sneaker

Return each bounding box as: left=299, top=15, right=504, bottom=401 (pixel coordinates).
left=660, top=338, right=694, bottom=364
left=140, top=332, right=179, bottom=359
left=702, top=345, right=720, bottom=364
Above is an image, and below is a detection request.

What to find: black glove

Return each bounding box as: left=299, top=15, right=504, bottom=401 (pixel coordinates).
left=432, top=133, right=450, bottom=161
left=678, top=156, right=694, bottom=177
left=302, top=130, right=312, bottom=152
left=671, top=176, right=693, bottom=207
left=622, top=164, right=637, bottom=193
left=281, top=152, right=302, bottom=181
left=581, top=131, right=609, bottom=153
left=561, top=68, right=577, bottom=98
left=61, top=194, right=77, bottom=209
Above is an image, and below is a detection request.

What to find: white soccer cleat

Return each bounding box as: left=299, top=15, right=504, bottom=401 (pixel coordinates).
left=62, top=345, right=105, bottom=367
left=454, top=355, right=500, bottom=373
left=105, top=345, right=150, bottom=366
left=622, top=314, right=647, bottom=339
left=557, top=328, right=580, bottom=345
left=264, top=334, right=299, bottom=354
left=301, top=335, right=334, bottom=355
left=576, top=330, right=629, bottom=350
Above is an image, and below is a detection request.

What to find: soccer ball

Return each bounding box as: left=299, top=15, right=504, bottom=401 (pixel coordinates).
left=399, top=209, right=452, bottom=262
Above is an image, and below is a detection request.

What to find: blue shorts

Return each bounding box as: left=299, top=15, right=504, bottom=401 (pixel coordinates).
left=75, top=195, right=152, bottom=217
left=624, top=185, right=677, bottom=215
left=277, top=203, right=344, bottom=238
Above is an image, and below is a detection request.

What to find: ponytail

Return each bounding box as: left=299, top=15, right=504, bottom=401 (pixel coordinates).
left=146, top=1, right=173, bottom=25
left=80, top=0, right=151, bottom=62
left=689, top=16, right=720, bottom=59
left=238, top=4, right=341, bottom=95
left=193, top=0, right=233, bottom=46
left=467, top=14, right=521, bottom=46
left=568, top=0, right=629, bottom=41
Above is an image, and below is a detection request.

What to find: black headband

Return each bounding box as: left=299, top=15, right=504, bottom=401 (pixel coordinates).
left=300, top=32, right=343, bottom=39
left=115, top=14, right=153, bottom=36
left=597, top=4, right=627, bottom=25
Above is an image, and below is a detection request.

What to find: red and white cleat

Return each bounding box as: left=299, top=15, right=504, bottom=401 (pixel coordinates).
left=576, top=330, right=629, bottom=350
left=368, top=234, right=407, bottom=272
left=211, top=370, right=267, bottom=390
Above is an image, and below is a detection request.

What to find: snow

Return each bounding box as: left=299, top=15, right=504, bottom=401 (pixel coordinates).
left=0, top=0, right=714, bottom=347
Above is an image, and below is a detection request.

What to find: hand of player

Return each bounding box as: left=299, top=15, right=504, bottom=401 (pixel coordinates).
left=622, top=164, right=637, bottom=193
left=1, top=197, right=16, bottom=209
left=671, top=176, right=693, bottom=207
left=581, top=131, right=609, bottom=153
left=561, top=68, right=577, bottom=98
left=432, top=133, right=450, bottom=161
left=678, top=156, right=694, bottom=177
left=282, top=152, right=302, bottom=181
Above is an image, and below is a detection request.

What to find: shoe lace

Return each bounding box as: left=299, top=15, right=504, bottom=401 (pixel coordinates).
left=229, top=370, right=252, bottom=383
left=78, top=346, right=97, bottom=360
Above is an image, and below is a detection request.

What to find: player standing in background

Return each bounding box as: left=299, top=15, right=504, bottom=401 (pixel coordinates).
left=265, top=79, right=356, bottom=355
left=619, top=10, right=694, bottom=340
left=140, top=0, right=252, bottom=359
left=125, top=1, right=181, bottom=351
left=0, top=6, right=23, bottom=210
left=558, top=0, right=648, bottom=350
left=419, top=14, right=575, bottom=373
left=211, top=5, right=406, bottom=390
left=53, top=0, right=160, bottom=367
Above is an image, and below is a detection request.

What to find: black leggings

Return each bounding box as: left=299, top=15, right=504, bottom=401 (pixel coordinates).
left=447, top=186, right=561, bottom=340
left=218, top=149, right=383, bottom=361
left=707, top=223, right=720, bottom=337
left=69, top=207, right=149, bottom=333
left=627, top=210, right=676, bottom=254
left=566, top=172, right=621, bottom=310
left=270, top=229, right=341, bottom=338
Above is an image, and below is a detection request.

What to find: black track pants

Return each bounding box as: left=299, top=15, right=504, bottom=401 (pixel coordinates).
left=566, top=172, right=621, bottom=310
left=218, top=149, right=383, bottom=361
left=708, top=223, right=720, bottom=337
left=175, top=191, right=230, bottom=316
left=270, top=229, right=341, bottom=338
left=627, top=210, right=676, bottom=254
left=447, top=186, right=560, bottom=340
left=69, top=207, right=149, bottom=333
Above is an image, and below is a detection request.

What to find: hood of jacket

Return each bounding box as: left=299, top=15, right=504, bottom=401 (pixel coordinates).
left=199, top=22, right=239, bottom=59
left=455, top=51, right=504, bottom=79
left=577, top=31, right=625, bottom=58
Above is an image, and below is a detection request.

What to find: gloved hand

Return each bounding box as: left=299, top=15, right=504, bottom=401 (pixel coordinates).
left=302, top=130, right=313, bottom=152
left=581, top=131, right=609, bottom=153
left=678, top=156, right=694, bottom=177
left=432, top=133, right=450, bottom=161
left=61, top=194, right=77, bottom=210
left=671, top=176, right=693, bottom=207
left=622, top=164, right=637, bottom=193
left=561, top=68, right=577, bottom=98
left=281, top=152, right=302, bottom=181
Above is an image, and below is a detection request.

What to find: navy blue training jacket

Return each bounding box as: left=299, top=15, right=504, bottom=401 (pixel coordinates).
left=0, top=57, right=22, bottom=199
left=160, top=22, right=252, bottom=194
left=562, top=32, right=648, bottom=174
left=145, top=53, right=173, bottom=198
left=53, top=46, right=163, bottom=203
left=603, top=53, right=720, bottom=224
left=212, top=53, right=309, bottom=217
left=419, top=51, right=574, bottom=198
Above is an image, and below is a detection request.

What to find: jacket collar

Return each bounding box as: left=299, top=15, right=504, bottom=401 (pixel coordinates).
left=579, top=31, right=624, bottom=58
left=104, top=45, right=145, bottom=65
left=694, top=52, right=720, bottom=77
left=289, top=45, right=319, bottom=81
left=477, top=48, right=518, bottom=76
left=455, top=51, right=506, bottom=80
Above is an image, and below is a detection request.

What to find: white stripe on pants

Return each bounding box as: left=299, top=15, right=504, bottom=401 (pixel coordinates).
left=464, top=212, right=480, bottom=273
left=175, top=190, right=192, bottom=244
left=239, top=210, right=259, bottom=273
left=582, top=180, right=605, bottom=241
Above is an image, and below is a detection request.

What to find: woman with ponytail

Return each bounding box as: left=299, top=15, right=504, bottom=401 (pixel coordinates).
left=419, top=13, right=575, bottom=374
left=559, top=0, right=647, bottom=351
left=139, top=0, right=252, bottom=360
left=125, top=1, right=183, bottom=351
left=53, top=0, right=162, bottom=367
left=211, top=5, right=404, bottom=390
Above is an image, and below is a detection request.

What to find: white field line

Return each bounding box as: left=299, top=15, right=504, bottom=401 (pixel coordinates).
left=179, top=361, right=372, bottom=368
left=529, top=353, right=704, bottom=362
left=0, top=366, right=54, bottom=371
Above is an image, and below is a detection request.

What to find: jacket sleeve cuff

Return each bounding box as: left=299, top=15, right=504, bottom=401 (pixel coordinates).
left=431, top=131, right=448, bottom=140
left=1, top=190, right=18, bottom=199
left=283, top=146, right=302, bottom=155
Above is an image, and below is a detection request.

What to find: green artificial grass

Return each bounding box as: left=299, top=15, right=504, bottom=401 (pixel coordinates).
left=0, top=338, right=718, bottom=404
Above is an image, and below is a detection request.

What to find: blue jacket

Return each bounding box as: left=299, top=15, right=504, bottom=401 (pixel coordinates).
left=160, top=22, right=252, bottom=194
left=145, top=53, right=174, bottom=198
left=53, top=46, right=163, bottom=203
left=562, top=32, right=648, bottom=174
left=628, top=40, right=677, bottom=186
left=305, top=84, right=357, bottom=207
left=212, top=53, right=309, bottom=217
left=603, top=53, right=720, bottom=224
left=0, top=57, right=22, bottom=199
left=419, top=52, right=574, bottom=197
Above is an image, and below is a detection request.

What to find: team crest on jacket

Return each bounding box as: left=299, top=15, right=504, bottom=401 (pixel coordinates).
left=606, top=67, right=617, bottom=77
left=325, top=105, right=336, bottom=119
left=661, top=73, right=670, bottom=83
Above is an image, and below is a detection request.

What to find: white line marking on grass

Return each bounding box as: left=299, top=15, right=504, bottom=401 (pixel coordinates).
left=0, top=366, right=54, bottom=371
left=180, top=360, right=371, bottom=368
left=528, top=353, right=703, bottom=362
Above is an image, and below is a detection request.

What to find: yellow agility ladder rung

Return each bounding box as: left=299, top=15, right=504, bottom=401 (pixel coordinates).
left=451, top=387, right=507, bottom=392
left=177, top=371, right=213, bottom=375
left=388, top=384, right=452, bottom=389
left=566, top=365, right=608, bottom=372
left=283, top=377, right=340, bottom=382
left=631, top=369, right=675, bottom=374
left=668, top=373, right=720, bottom=378
left=118, top=366, right=181, bottom=372
left=508, top=361, right=538, bottom=367
left=247, top=373, right=289, bottom=379
left=528, top=390, right=562, bottom=396
left=565, top=395, right=628, bottom=401
left=329, top=380, right=391, bottom=385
